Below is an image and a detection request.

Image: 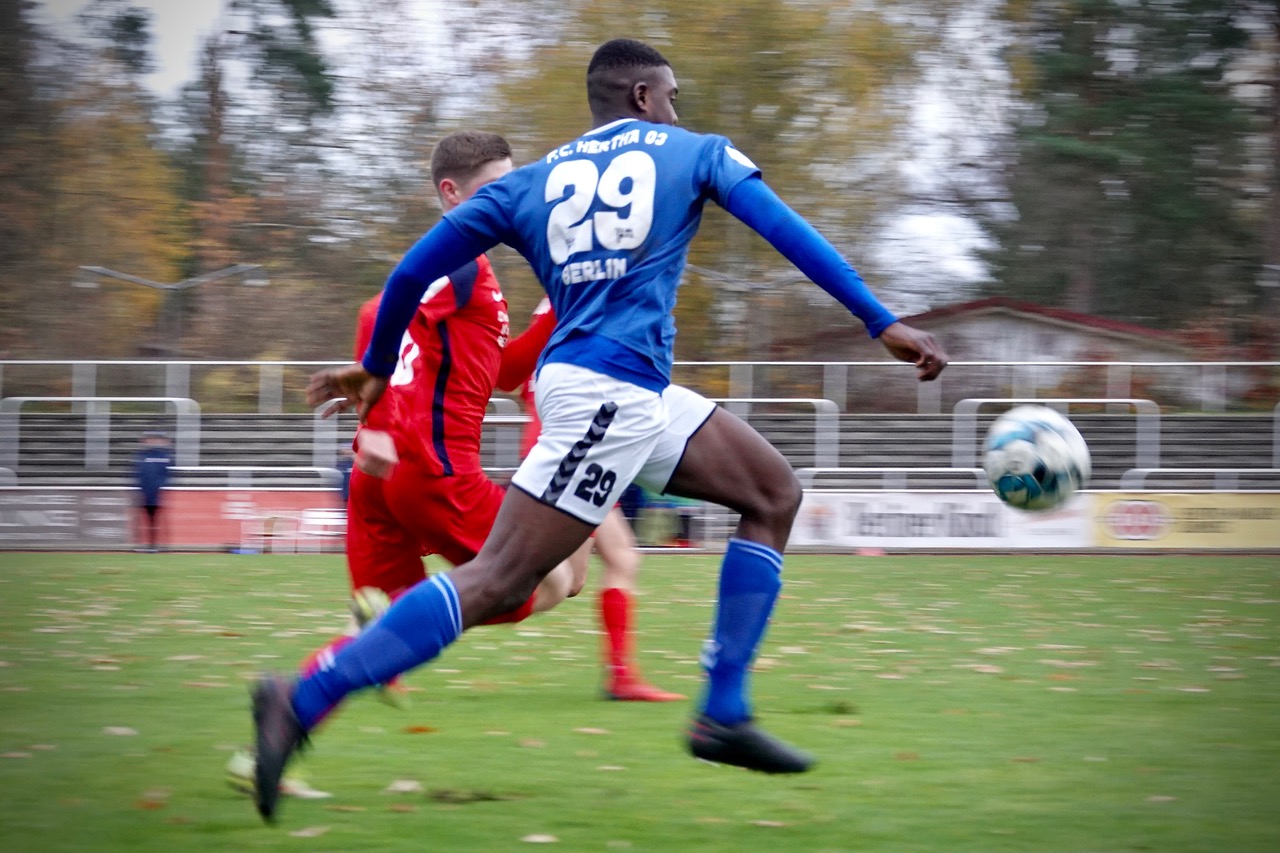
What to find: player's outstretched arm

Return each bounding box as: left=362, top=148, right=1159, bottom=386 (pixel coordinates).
left=362, top=218, right=496, bottom=379
left=722, top=177, right=947, bottom=381
left=306, top=364, right=390, bottom=422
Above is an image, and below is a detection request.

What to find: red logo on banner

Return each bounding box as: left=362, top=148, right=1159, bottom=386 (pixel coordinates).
left=1103, top=500, right=1173, bottom=540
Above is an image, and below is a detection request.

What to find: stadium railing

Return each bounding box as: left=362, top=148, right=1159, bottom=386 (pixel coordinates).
left=169, top=465, right=342, bottom=490
left=1275, top=402, right=1280, bottom=469
left=710, top=398, right=839, bottom=468
left=796, top=466, right=989, bottom=490
left=950, top=397, right=1162, bottom=471
left=4, top=359, right=1277, bottom=415
left=0, top=396, right=201, bottom=471
left=1118, top=468, right=1280, bottom=491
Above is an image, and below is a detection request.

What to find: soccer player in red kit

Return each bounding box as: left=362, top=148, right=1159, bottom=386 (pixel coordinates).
left=297, top=131, right=580, bottom=687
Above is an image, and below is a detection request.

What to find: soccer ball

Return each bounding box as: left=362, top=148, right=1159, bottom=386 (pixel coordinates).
left=982, top=405, right=1091, bottom=512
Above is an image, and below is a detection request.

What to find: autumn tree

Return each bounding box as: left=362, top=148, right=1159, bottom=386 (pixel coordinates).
left=983, top=0, right=1265, bottom=332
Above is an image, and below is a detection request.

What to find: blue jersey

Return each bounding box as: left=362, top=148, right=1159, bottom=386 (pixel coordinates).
left=365, top=123, right=897, bottom=386
left=445, top=119, right=760, bottom=391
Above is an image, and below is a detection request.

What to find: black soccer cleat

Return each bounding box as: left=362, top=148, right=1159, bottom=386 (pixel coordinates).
left=686, top=714, right=816, bottom=774
left=250, top=673, right=308, bottom=822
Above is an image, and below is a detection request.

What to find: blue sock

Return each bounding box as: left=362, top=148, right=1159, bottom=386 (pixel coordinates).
left=700, top=538, right=783, bottom=726
left=292, top=574, right=462, bottom=730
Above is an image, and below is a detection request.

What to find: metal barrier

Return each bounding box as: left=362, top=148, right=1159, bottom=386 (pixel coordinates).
left=1119, top=468, right=1280, bottom=490
left=1274, top=402, right=1280, bottom=469
left=797, top=466, right=988, bottom=490
left=0, top=396, right=201, bottom=470
left=6, top=358, right=1276, bottom=415
left=310, top=397, right=530, bottom=470
left=711, top=398, right=839, bottom=468
left=484, top=397, right=530, bottom=470
left=170, top=465, right=341, bottom=489
left=951, top=397, right=1161, bottom=470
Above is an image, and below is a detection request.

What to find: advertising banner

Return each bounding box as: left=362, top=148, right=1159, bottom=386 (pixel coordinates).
left=0, top=488, right=344, bottom=551
left=1094, top=493, right=1280, bottom=549
left=791, top=490, right=1092, bottom=550
left=0, top=488, right=132, bottom=547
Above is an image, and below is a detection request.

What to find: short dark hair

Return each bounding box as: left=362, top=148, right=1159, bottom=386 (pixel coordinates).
left=429, top=130, right=511, bottom=188
left=586, top=39, right=670, bottom=112
left=587, top=39, right=669, bottom=76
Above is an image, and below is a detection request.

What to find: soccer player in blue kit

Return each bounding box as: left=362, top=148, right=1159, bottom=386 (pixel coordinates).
left=253, top=38, right=947, bottom=821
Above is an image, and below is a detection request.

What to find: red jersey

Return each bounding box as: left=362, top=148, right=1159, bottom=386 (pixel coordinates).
left=355, top=256, right=554, bottom=476
left=518, top=298, right=555, bottom=458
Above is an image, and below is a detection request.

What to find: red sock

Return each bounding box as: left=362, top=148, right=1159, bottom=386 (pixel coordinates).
left=482, top=590, right=537, bottom=625
left=298, top=634, right=356, bottom=678
left=600, top=587, right=633, bottom=685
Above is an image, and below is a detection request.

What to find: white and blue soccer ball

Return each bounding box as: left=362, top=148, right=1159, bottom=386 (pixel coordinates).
left=982, top=405, right=1091, bottom=512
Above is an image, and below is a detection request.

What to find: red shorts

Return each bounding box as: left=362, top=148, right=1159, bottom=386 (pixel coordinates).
left=346, top=463, right=502, bottom=597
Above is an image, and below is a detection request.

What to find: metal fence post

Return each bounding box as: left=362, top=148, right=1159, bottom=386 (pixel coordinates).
left=165, top=362, right=190, bottom=400
left=822, top=363, right=847, bottom=413
left=727, top=363, right=753, bottom=417
left=72, top=363, right=95, bottom=414
left=259, top=363, right=284, bottom=414
left=312, top=405, right=337, bottom=469
left=85, top=400, right=111, bottom=470
left=1106, top=363, right=1131, bottom=413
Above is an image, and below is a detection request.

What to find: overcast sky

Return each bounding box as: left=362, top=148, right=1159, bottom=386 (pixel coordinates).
left=36, top=0, right=225, bottom=95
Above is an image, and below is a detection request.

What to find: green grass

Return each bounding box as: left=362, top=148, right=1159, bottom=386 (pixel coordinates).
left=0, top=552, right=1278, bottom=852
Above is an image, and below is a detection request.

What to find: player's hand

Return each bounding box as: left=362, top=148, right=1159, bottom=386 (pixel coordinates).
left=353, top=428, right=398, bottom=479
left=877, top=321, right=947, bottom=381
left=306, top=364, right=390, bottom=421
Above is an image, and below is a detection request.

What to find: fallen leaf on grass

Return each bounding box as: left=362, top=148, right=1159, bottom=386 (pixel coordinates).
left=281, top=779, right=332, bottom=799
left=573, top=727, right=609, bottom=735
left=388, top=804, right=418, bottom=813
left=429, top=789, right=518, bottom=804
left=324, top=805, right=367, bottom=812
left=289, top=825, right=331, bottom=838
left=402, top=725, right=438, bottom=734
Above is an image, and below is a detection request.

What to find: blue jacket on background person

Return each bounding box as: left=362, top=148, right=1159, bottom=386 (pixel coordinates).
left=135, top=432, right=173, bottom=508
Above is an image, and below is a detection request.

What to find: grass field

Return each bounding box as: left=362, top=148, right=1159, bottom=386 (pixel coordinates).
left=0, top=551, right=1277, bottom=852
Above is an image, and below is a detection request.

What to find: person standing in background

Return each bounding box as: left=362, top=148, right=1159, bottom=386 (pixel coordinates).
left=133, top=430, right=172, bottom=553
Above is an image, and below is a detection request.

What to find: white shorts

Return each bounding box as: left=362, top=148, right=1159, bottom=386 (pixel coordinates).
left=511, top=363, right=717, bottom=525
